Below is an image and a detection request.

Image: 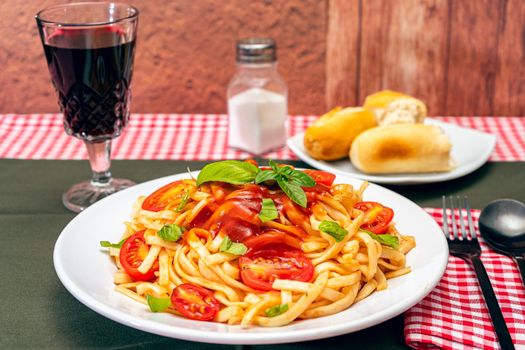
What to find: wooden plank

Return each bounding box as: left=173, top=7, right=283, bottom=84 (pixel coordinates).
left=325, top=0, right=360, bottom=109
left=446, top=0, right=501, bottom=115
left=357, top=0, right=392, bottom=103
left=358, top=0, right=449, bottom=115
left=494, top=0, right=525, bottom=115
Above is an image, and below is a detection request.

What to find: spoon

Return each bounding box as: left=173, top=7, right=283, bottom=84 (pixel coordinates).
left=479, top=199, right=525, bottom=286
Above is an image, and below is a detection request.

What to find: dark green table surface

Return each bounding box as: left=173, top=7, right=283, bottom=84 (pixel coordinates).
left=1, top=159, right=524, bottom=349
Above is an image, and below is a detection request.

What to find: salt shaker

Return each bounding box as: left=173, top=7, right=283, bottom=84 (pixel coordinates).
left=227, top=38, right=288, bottom=154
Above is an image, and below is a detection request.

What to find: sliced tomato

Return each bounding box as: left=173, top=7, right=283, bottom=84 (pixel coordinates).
left=281, top=196, right=311, bottom=230
left=304, top=182, right=332, bottom=204
left=142, top=180, right=185, bottom=212
left=189, top=204, right=214, bottom=228
left=302, top=169, right=336, bottom=187
left=222, top=219, right=261, bottom=242
left=243, top=230, right=302, bottom=251
left=354, top=201, right=394, bottom=234
left=119, top=231, right=159, bottom=281
left=171, top=284, right=219, bottom=321
left=239, top=247, right=314, bottom=291
left=204, top=185, right=262, bottom=238
left=210, top=183, right=230, bottom=202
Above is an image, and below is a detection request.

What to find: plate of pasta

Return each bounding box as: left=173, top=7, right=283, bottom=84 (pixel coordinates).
left=54, top=160, right=448, bottom=344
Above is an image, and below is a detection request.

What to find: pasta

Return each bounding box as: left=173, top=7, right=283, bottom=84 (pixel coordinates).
left=103, top=163, right=416, bottom=326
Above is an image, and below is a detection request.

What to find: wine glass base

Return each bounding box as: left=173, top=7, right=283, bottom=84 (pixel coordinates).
left=62, top=178, right=135, bottom=213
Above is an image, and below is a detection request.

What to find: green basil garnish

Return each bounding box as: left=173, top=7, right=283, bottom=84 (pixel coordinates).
left=255, top=169, right=279, bottom=183
left=286, top=169, right=316, bottom=187
left=157, top=224, right=185, bottom=242
left=146, top=295, right=171, bottom=312
left=268, top=160, right=315, bottom=187
left=319, top=221, right=348, bottom=242
left=196, top=160, right=260, bottom=186
left=265, top=160, right=315, bottom=207
left=265, top=304, right=289, bottom=317
left=364, top=231, right=400, bottom=249
left=259, top=198, right=279, bottom=223
left=269, top=159, right=281, bottom=173
left=99, top=238, right=126, bottom=249
left=196, top=159, right=318, bottom=208
left=219, top=236, right=248, bottom=255
left=174, top=190, right=190, bottom=213
left=277, top=177, right=308, bottom=208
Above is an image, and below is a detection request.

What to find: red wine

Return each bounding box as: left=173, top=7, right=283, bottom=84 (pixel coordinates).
left=43, top=28, right=136, bottom=141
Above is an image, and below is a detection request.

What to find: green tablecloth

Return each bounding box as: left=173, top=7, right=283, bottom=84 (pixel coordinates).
left=1, top=159, right=524, bottom=349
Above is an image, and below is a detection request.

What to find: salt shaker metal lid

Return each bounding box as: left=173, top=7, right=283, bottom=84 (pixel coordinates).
left=236, top=38, right=277, bottom=63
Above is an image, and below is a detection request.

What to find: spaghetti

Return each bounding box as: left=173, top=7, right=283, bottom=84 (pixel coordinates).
left=103, top=162, right=416, bottom=326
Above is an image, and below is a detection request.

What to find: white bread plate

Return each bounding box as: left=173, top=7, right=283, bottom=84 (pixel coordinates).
left=287, top=118, right=496, bottom=185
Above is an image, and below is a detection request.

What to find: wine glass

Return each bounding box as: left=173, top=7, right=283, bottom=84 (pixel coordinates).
left=36, top=2, right=139, bottom=212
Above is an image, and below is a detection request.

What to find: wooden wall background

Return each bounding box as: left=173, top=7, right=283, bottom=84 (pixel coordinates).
left=0, top=0, right=524, bottom=116
left=327, top=0, right=525, bottom=116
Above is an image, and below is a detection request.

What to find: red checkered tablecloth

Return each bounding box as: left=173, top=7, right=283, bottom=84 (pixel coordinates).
left=405, top=209, right=525, bottom=350
left=1, top=113, right=525, bottom=348
left=0, top=114, right=524, bottom=160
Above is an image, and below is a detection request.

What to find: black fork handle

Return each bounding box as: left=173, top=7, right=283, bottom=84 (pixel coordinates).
left=471, top=256, right=515, bottom=349
left=514, top=255, right=525, bottom=289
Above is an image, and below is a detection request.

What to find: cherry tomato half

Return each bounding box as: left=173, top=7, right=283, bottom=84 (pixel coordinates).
left=171, top=284, right=220, bottom=321
left=354, top=201, right=394, bottom=234
left=243, top=230, right=302, bottom=251
left=302, top=169, right=336, bottom=187
left=142, top=180, right=185, bottom=212
left=239, top=247, right=314, bottom=291
left=119, top=231, right=159, bottom=281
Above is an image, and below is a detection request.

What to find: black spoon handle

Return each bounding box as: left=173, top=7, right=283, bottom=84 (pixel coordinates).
left=471, top=256, right=515, bottom=350
left=514, top=255, right=525, bottom=287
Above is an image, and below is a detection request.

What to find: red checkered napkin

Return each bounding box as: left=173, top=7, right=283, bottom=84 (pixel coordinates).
left=405, top=208, right=525, bottom=350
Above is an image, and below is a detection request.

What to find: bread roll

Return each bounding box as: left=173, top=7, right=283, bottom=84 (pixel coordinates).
left=349, top=124, right=453, bottom=174
left=303, top=107, right=376, bottom=160
left=363, top=90, right=427, bottom=126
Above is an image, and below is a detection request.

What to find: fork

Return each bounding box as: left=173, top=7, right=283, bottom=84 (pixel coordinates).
left=442, top=195, right=515, bottom=350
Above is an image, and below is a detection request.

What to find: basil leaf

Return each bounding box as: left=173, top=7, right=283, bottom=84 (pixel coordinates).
left=146, top=295, right=171, bottom=312
left=196, top=160, right=260, bottom=186
left=219, top=236, right=248, bottom=255
left=219, top=236, right=231, bottom=251
left=278, top=165, right=295, bottom=179
left=276, top=177, right=307, bottom=208
left=100, top=238, right=126, bottom=249
left=265, top=304, right=289, bottom=317
left=174, top=190, right=190, bottom=213
left=157, top=224, right=185, bottom=242
left=259, top=198, right=278, bottom=223
left=269, top=159, right=280, bottom=173
left=255, top=170, right=279, bottom=184
left=289, top=170, right=316, bottom=187
left=365, top=231, right=400, bottom=249
left=319, top=220, right=348, bottom=242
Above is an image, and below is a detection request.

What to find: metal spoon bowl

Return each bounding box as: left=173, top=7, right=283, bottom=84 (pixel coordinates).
left=479, top=198, right=525, bottom=285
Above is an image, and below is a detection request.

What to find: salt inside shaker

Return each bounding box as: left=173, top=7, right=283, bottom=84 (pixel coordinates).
left=227, top=38, right=288, bottom=154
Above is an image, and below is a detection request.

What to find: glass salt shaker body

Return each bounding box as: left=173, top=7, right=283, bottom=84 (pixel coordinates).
left=227, top=38, right=288, bottom=154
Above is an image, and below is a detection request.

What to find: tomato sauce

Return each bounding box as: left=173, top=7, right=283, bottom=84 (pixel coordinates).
left=188, top=183, right=325, bottom=243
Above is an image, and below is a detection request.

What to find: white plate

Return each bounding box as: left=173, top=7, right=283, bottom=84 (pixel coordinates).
left=287, top=118, right=496, bottom=184
left=54, top=171, right=448, bottom=345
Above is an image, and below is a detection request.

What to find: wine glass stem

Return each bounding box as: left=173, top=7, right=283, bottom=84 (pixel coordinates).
left=85, top=140, right=113, bottom=186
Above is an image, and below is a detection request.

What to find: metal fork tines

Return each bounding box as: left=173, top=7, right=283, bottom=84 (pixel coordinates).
left=442, top=196, right=515, bottom=350
left=442, top=196, right=478, bottom=255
